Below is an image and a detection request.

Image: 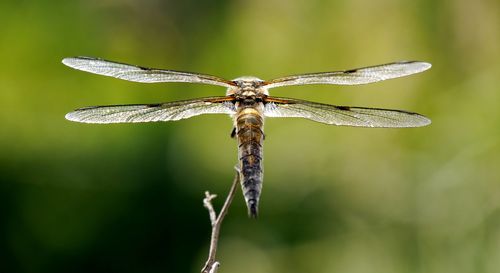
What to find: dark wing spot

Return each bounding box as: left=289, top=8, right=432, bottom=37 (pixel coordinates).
left=336, top=106, right=351, bottom=111
left=137, top=65, right=153, bottom=71
left=344, top=69, right=358, bottom=74
left=146, top=103, right=162, bottom=108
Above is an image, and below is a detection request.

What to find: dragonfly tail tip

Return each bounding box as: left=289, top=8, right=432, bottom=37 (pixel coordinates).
left=248, top=204, right=259, bottom=218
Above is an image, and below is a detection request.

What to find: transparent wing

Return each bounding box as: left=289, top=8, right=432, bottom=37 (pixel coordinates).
left=264, top=97, right=430, bottom=128
left=264, top=61, right=431, bottom=89
left=62, top=56, right=236, bottom=88
left=66, top=97, right=236, bottom=124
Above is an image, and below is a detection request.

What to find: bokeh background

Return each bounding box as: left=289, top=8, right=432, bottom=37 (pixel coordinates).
left=1, top=0, right=499, bottom=272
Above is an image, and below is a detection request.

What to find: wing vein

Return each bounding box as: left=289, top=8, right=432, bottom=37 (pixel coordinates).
left=265, top=61, right=431, bottom=88
left=264, top=97, right=431, bottom=128
left=62, top=56, right=236, bottom=88
left=65, top=97, right=236, bottom=124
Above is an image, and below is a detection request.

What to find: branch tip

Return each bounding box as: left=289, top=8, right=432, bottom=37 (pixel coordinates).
left=201, top=169, right=240, bottom=273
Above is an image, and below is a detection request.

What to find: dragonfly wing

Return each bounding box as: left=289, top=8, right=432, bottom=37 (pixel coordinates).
left=264, top=97, right=431, bottom=128
left=66, top=97, right=236, bottom=124
left=264, top=61, right=431, bottom=89
left=62, top=56, right=236, bottom=88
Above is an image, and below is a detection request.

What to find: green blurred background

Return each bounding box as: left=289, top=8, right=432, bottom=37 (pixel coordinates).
left=1, top=0, right=499, bottom=272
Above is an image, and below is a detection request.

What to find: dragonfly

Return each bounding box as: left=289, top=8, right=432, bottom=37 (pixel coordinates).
left=63, top=56, right=431, bottom=217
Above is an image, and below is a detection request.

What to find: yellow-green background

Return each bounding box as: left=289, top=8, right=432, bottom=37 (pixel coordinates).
left=1, top=0, right=499, bottom=273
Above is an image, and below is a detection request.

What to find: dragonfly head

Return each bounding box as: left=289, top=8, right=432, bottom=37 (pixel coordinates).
left=227, top=76, right=269, bottom=96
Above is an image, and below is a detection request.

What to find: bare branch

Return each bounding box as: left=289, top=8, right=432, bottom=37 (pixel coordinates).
left=205, top=261, right=220, bottom=273
left=203, top=192, right=218, bottom=226
left=201, top=169, right=240, bottom=273
left=215, top=171, right=239, bottom=225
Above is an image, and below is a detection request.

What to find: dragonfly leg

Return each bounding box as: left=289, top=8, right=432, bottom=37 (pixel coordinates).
left=230, top=127, right=236, bottom=138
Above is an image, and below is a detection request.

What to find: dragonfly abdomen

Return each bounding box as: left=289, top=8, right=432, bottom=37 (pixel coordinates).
left=235, top=105, right=264, bottom=218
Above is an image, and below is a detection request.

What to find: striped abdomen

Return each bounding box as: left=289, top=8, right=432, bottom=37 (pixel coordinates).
left=235, top=102, right=264, bottom=217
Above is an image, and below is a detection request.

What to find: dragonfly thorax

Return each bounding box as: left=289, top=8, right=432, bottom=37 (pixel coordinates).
left=227, top=76, right=269, bottom=97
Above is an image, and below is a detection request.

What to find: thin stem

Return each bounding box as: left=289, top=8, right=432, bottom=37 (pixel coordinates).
left=203, top=192, right=218, bottom=226
left=201, top=169, right=240, bottom=273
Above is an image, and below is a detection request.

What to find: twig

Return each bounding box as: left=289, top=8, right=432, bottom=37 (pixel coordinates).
left=203, top=192, right=218, bottom=226
left=201, top=168, right=240, bottom=273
